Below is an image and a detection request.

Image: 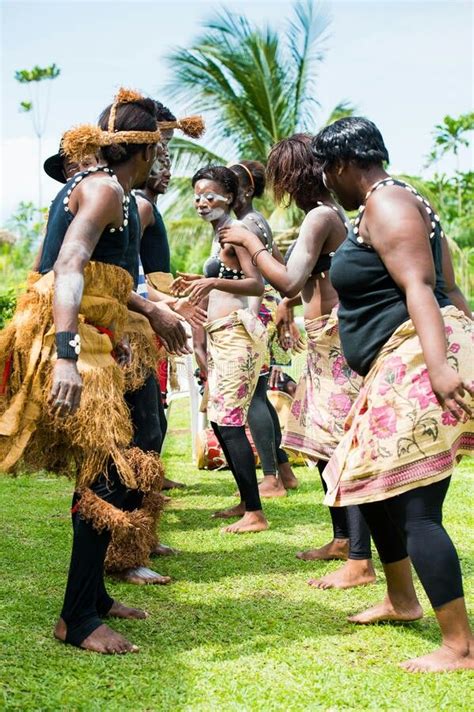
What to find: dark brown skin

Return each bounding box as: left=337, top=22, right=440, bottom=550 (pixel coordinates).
left=323, top=160, right=474, bottom=672
left=135, top=153, right=206, bottom=330
left=179, top=178, right=264, bottom=308
left=219, top=199, right=345, bottom=321
left=49, top=143, right=187, bottom=417
left=323, top=161, right=473, bottom=421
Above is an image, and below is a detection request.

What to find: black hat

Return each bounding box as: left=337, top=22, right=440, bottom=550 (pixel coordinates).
left=43, top=142, right=67, bottom=184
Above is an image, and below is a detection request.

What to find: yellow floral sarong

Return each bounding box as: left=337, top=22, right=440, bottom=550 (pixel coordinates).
left=282, top=308, right=362, bottom=461
left=205, top=309, right=266, bottom=426
left=324, top=306, right=474, bottom=506
left=0, top=262, right=138, bottom=489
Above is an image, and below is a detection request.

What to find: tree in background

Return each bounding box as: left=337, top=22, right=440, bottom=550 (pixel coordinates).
left=15, top=64, right=61, bottom=207
left=422, top=112, right=474, bottom=302
left=163, top=0, right=354, bottom=269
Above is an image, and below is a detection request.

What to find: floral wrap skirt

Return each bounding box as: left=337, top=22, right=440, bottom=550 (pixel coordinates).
left=282, top=308, right=362, bottom=461
left=323, top=306, right=474, bottom=506
left=205, top=309, right=267, bottom=427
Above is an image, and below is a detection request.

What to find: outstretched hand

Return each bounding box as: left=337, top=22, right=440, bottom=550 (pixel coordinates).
left=183, top=278, right=216, bottom=305
left=173, top=297, right=207, bottom=328
left=170, top=271, right=203, bottom=296
left=147, top=302, right=191, bottom=355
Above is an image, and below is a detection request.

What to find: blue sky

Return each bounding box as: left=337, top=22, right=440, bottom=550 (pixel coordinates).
left=1, top=0, right=472, bottom=221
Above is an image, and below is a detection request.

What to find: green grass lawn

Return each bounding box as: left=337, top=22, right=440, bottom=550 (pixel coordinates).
left=1, top=400, right=473, bottom=711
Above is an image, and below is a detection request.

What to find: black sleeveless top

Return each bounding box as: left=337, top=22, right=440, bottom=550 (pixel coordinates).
left=330, top=178, right=450, bottom=376
left=39, top=167, right=139, bottom=286
left=135, top=191, right=171, bottom=273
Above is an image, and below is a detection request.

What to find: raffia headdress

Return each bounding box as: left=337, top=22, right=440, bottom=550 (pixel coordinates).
left=62, top=87, right=206, bottom=162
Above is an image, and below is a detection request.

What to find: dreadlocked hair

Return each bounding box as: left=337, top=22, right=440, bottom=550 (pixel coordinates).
left=98, top=97, right=158, bottom=165
left=266, top=133, right=326, bottom=212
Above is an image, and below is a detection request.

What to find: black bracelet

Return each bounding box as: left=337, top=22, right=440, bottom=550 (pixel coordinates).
left=251, top=247, right=267, bottom=266
left=55, top=331, right=81, bottom=360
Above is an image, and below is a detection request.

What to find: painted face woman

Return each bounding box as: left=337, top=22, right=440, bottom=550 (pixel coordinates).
left=229, top=160, right=299, bottom=498
left=179, top=165, right=268, bottom=534
left=311, top=116, right=473, bottom=673
left=220, top=135, right=374, bottom=592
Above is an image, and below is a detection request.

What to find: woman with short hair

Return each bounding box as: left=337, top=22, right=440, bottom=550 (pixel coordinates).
left=179, top=165, right=268, bottom=534
left=312, top=116, right=473, bottom=672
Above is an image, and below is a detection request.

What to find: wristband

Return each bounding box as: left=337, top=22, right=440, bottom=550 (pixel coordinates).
left=55, top=331, right=81, bottom=360
left=251, top=247, right=267, bottom=266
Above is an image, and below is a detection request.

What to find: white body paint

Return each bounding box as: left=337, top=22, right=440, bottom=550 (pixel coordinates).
left=200, top=207, right=227, bottom=222
left=54, top=272, right=85, bottom=308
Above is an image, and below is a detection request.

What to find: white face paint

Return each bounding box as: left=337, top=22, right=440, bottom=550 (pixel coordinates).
left=54, top=272, right=85, bottom=308
left=199, top=206, right=226, bottom=222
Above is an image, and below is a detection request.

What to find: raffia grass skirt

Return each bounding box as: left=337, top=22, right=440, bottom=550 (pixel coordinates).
left=323, top=306, right=474, bottom=506
left=0, top=262, right=141, bottom=489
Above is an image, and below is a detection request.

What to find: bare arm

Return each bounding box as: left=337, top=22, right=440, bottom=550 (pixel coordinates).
left=219, top=209, right=331, bottom=298
left=50, top=181, right=122, bottom=416
left=136, top=195, right=155, bottom=233
left=440, top=234, right=472, bottom=318
left=182, top=244, right=264, bottom=304
left=367, top=190, right=473, bottom=420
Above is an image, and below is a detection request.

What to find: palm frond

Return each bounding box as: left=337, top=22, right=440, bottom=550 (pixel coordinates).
left=324, top=100, right=357, bottom=127
left=169, top=136, right=227, bottom=175
left=286, top=0, right=330, bottom=130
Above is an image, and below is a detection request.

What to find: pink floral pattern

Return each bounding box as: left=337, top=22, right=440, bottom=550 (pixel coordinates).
left=323, top=308, right=474, bottom=508
left=369, top=405, right=397, bottom=439
left=441, top=411, right=458, bottom=427
left=408, top=368, right=438, bottom=409
left=328, top=393, right=352, bottom=420
left=206, top=312, right=266, bottom=427
left=378, top=356, right=407, bottom=395
left=282, top=311, right=363, bottom=460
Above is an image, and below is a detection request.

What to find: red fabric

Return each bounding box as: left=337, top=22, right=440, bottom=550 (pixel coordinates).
left=0, top=353, right=13, bottom=395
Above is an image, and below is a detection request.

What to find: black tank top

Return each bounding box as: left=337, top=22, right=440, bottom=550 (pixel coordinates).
left=39, top=167, right=139, bottom=286
left=135, top=191, right=171, bottom=273
left=330, top=178, right=450, bottom=376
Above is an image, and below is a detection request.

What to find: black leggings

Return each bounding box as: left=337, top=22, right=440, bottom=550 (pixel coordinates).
left=61, top=468, right=140, bottom=646
left=359, top=477, right=463, bottom=609
left=318, top=461, right=372, bottom=560
left=211, top=422, right=262, bottom=511
left=61, top=373, right=166, bottom=646
left=125, top=372, right=167, bottom=454
left=247, top=374, right=288, bottom=474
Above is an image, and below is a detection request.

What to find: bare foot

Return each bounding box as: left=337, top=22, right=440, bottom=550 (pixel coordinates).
left=151, top=542, right=178, bottom=557
left=107, top=601, right=149, bottom=619
left=161, top=494, right=172, bottom=505
left=222, top=510, right=269, bottom=534
left=278, top=461, right=299, bottom=490
left=297, top=538, right=349, bottom=561
left=348, top=596, right=423, bottom=625
left=114, top=567, right=172, bottom=585
left=212, top=503, right=246, bottom=519
left=401, top=643, right=474, bottom=673
left=54, top=618, right=139, bottom=654
left=258, top=475, right=287, bottom=498
left=162, top=477, right=185, bottom=490
left=309, top=559, right=376, bottom=590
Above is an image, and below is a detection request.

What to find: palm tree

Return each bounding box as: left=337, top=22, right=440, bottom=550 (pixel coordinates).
left=166, top=0, right=352, bottom=170
left=161, top=1, right=355, bottom=264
